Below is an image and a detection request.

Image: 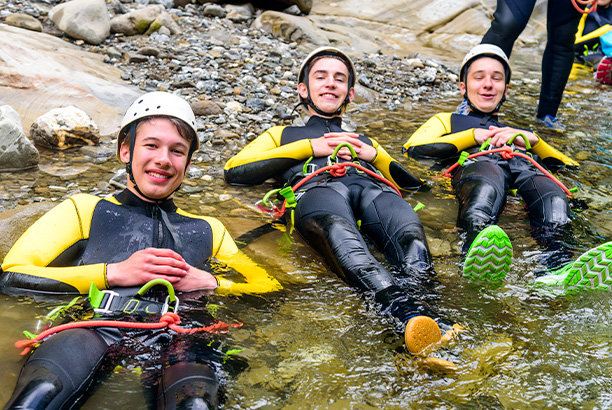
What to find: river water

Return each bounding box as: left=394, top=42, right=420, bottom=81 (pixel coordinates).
left=1, top=54, right=612, bottom=409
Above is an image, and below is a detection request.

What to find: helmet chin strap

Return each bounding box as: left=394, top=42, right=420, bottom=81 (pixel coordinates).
left=125, top=122, right=190, bottom=204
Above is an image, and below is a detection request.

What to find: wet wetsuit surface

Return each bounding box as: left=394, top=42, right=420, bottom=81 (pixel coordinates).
left=404, top=111, right=577, bottom=268
left=225, top=115, right=442, bottom=332
left=0, top=189, right=280, bottom=409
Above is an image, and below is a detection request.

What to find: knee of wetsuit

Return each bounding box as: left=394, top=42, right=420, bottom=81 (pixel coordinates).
left=541, top=194, right=571, bottom=226
left=395, top=230, right=432, bottom=271
left=457, top=181, right=501, bottom=232
left=157, top=362, right=219, bottom=410
left=4, top=365, right=63, bottom=409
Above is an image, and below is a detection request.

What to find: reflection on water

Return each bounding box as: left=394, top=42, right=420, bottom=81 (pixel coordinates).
left=2, top=55, right=612, bottom=408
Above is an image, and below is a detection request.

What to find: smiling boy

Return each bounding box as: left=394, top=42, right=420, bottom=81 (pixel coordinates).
left=403, top=44, right=612, bottom=292
left=225, top=47, right=458, bottom=356
left=0, top=91, right=281, bottom=409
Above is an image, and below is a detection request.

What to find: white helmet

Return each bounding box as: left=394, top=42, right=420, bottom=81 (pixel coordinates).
left=116, top=91, right=198, bottom=160
left=459, top=44, right=511, bottom=84
left=298, top=46, right=357, bottom=87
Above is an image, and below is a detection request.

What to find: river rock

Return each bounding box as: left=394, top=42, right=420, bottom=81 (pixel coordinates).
left=0, top=24, right=142, bottom=136
left=0, top=104, right=39, bottom=172
left=110, top=4, right=165, bottom=36
left=30, top=106, right=100, bottom=150
left=48, top=0, right=111, bottom=45
left=0, top=202, right=56, bottom=260
left=144, top=11, right=182, bottom=36
left=5, top=13, right=42, bottom=32
left=225, top=4, right=255, bottom=23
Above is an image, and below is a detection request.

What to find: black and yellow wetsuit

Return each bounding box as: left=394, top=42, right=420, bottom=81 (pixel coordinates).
left=225, top=115, right=442, bottom=333
left=404, top=111, right=578, bottom=268
left=0, top=189, right=281, bottom=410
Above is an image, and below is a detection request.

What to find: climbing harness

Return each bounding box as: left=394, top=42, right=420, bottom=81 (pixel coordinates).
left=15, top=279, right=240, bottom=356
left=572, top=0, right=598, bottom=14
left=439, top=133, right=575, bottom=197
left=257, top=143, right=402, bottom=223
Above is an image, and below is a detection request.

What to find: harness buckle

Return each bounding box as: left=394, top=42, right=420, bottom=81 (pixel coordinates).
left=305, top=162, right=318, bottom=176
left=93, top=289, right=120, bottom=315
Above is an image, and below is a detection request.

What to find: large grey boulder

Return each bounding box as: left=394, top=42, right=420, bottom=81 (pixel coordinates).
left=0, top=104, right=39, bottom=171
left=49, top=0, right=111, bottom=45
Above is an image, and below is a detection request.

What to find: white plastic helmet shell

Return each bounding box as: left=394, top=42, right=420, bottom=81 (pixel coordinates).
left=116, top=91, right=198, bottom=159
left=459, top=44, right=511, bottom=84
left=298, top=46, right=357, bottom=86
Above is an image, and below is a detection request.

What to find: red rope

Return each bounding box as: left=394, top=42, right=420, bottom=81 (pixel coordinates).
left=572, top=0, right=597, bottom=13
left=15, top=312, right=241, bottom=356
left=271, top=161, right=402, bottom=218
left=439, top=146, right=573, bottom=196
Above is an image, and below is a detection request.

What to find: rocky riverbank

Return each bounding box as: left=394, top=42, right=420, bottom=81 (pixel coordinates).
left=0, top=0, right=468, bottom=209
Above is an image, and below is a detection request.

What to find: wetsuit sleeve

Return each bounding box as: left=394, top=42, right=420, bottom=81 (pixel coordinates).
left=203, top=216, right=282, bottom=295
left=403, top=113, right=477, bottom=159
left=224, top=126, right=314, bottom=186
left=369, top=138, right=423, bottom=191
left=0, top=194, right=107, bottom=295
left=531, top=135, right=579, bottom=168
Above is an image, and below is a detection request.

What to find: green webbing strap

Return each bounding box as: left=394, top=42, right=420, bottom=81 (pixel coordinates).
left=413, top=202, right=425, bottom=212
left=458, top=151, right=470, bottom=167
left=88, top=279, right=178, bottom=316
left=330, top=142, right=358, bottom=160
left=507, top=133, right=531, bottom=150
left=480, top=133, right=532, bottom=152
left=261, top=188, right=281, bottom=209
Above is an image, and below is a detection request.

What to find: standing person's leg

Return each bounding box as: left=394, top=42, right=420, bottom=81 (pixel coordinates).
left=4, top=328, right=111, bottom=410
left=481, top=0, right=536, bottom=56
left=537, top=1, right=582, bottom=120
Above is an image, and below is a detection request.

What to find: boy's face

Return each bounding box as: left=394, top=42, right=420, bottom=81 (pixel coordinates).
left=298, top=56, right=354, bottom=116
left=460, top=57, right=508, bottom=114
left=120, top=118, right=190, bottom=201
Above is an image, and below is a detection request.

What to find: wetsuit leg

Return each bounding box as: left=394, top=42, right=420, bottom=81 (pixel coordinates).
left=452, top=160, right=509, bottom=252
left=156, top=362, right=219, bottom=410
left=294, top=185, right=439, bottom=331
left=516, top=171, right=573, bottom=269
left=4, top=328, right=111, bottom=410
left=358, top=187, right=432, bottom=274
left=538, top=1, right=582, bottom=118
left=481, top=0, right=535, bottom=56
left=293, top=185, right=397, bottom=293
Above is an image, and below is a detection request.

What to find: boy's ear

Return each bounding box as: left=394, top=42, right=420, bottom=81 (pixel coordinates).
left=119, top=142, right=130, bottom=164
left=459, top=81, right=466, bottom=95
left=298, top=83, right=309, bottom=99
